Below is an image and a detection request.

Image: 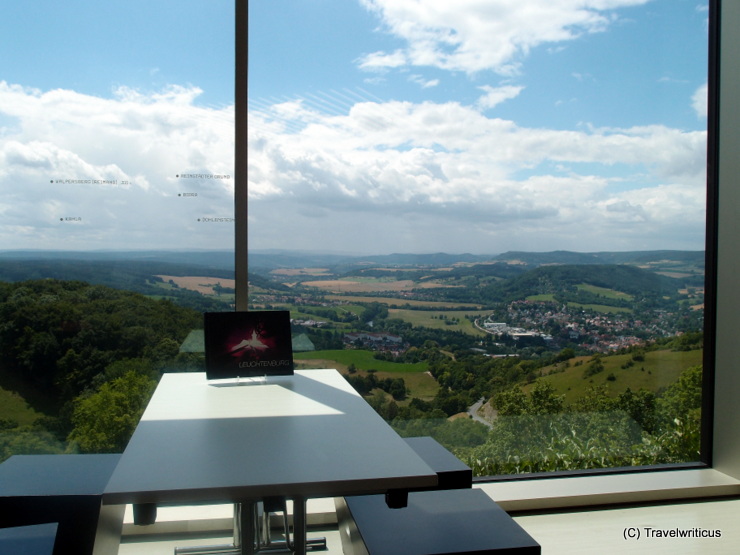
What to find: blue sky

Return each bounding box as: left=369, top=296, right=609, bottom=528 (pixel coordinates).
left=249, top=0, right=706, bottom=130
left=0, top=0, right=710, bottom=254
left=0, top=1, right=234, bottom=106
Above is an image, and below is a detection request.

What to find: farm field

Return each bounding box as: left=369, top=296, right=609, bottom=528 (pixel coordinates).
left=388, top=308, right=488, bottom=336
left=527, top=294, right=632, bottom=314
left=155, top=275, right=235, bottom=296
left=568, top=303, right=632, bottom=314
left=527, top=283, right=634, bottom=314
left=577, top=283, right=634, bottom=300
left=325, top=295, right=481, bottom=309
left=270, top=268, right=332, bottom=277
left=296, top=349, right=428, bottom=373
left=294, top=350, right=438, bottom=401
left=302, top=278, right=416, bottom=293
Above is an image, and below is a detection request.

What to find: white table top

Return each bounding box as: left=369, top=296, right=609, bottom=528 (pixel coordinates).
left=103, top=369, right=437, bottom=505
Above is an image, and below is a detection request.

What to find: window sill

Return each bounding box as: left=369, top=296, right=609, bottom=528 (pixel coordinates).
left=121, top=469, right=740, bottom=539
left=476, top=468, right=740, bottom=513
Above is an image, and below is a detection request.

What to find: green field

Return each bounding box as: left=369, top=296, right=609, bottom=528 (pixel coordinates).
left=0, top=388, right=42, bottom=426
left=527, top=294, right=556, bottom=302
left=0, top=368, right=52, bottom=426
left=567, top=303, right=632, bottom=314
left=296, top=349, right=428, bottom=373
left=577, top=283, right=634, bottom=300
left=524, top=349, right=703, bottom=404
left=527, top=285, right=633, bottom=314
left=325, top=295, right=481, bottom=309
left=294, top=349, right=439, bottom=401
left=388, top=309, right=487, bottom=336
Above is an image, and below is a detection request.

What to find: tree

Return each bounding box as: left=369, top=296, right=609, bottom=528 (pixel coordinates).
left=68, top=370, right=157, bottom=453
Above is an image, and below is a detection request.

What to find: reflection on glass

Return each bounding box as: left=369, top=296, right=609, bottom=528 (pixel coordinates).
left=0, top=0, right=234, bottom=458
left=248, top=0, right=708, bottom=475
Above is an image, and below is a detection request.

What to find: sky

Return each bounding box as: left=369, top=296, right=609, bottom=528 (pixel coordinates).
left=0, top=0, right=709, bottom=255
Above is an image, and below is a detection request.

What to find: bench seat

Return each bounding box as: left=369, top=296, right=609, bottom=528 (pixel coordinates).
left=337, top=488, right=540, bottom=555
left=0, top=454, right=124, bottom=555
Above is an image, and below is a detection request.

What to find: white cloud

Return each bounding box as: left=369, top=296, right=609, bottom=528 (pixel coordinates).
left=409, top=75, right=440, bottom=89
left=0, top=81, right=234, bottom=250
left=692, top=83, right=708, bottom=119
left=358, top=0, right=651, bottom=75
left=357, top=50, right=408, bottom=71
left=246, top=94, right=706, bottom=253
left=0, top=78, right=706, bottom=254
left=476, top=85, right=524, bottom=110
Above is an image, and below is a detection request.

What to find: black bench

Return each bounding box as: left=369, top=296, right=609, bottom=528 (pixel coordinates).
left=0, top=454, right=125, bottom=555
left=336, top=437, right=540, bottom=554
left=402, top=436, right=473, bottom=491
left=0, top=523, right=58, bottom=555
left=337, top=488, right=540, bottom=555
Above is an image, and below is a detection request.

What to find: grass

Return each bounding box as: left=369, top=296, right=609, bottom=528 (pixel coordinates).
left=296, top=349, right=428, bottom=373
left=0, top=367, right=53, bottom=426
left=302, top=279, right=415, bottom=293
left=388, top=308, right=487, bottom=336
left=528, top=287, right=633, bottom=314
left=325, top=295, right=481, bottom=309
left=0, top=388, right=42, bottom=426
left=524, top=348, right=703, bottom=404
left=294, top=350, right=438, bottom=401
left=577, top=283, right=634, bottom=301
left=527, top=294, right=556, bottom=302
left=567, top=303, right=632, bottom=314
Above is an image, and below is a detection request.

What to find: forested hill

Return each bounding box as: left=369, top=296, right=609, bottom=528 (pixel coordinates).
left=0, top=279, right=201, bottom=400
left=493, top=250, right=705, bottom=268
left=490, top=264, right=682, bottom=303
left=0, top=257, right=286, bottom=310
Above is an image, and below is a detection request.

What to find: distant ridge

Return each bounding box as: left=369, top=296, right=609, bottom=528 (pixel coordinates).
left=493, top=250, right=704, bottom=268
left=247, top=251, right=492, bottom=271
left=0, top=248, right=705, bottom=274
left=0, top=249, right=234, bottom=268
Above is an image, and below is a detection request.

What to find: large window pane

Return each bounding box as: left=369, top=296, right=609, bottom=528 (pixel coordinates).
left=248, top=0, right=709, bottom=476
left=0, top=1, right=234, bottom=458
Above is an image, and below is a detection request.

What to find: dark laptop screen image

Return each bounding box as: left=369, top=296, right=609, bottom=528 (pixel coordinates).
left=204, top=311, right=294, bottom=380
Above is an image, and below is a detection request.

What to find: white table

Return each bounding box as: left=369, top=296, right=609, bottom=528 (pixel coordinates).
left=103, top=370, right=437, bottom=554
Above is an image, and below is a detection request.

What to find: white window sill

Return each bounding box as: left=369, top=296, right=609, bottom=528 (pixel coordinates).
left=122, top=468, right=740, bottom=539
left=476, top=468, right=740, bottom=513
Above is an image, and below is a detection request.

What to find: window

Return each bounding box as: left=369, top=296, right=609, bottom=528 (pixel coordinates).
left=0, top=1, right=235, bottom=457
left=246, top=0, right=712, bottom=478
left=0, top=0, right=726, bottom=489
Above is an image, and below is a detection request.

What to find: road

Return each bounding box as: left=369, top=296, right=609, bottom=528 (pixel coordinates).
left=467, top=397, right=494, bottom=428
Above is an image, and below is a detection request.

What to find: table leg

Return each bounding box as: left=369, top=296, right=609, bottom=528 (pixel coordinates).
left=240, top=500, right=257, bottom=555
left=292, top=496, right=307, bottom=555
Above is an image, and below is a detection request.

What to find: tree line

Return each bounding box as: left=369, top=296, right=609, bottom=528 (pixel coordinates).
left=0, top=279, right=204, bottom=460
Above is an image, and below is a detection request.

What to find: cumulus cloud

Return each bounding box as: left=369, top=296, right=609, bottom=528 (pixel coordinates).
left=357, top=0, right=651, bottom=75
left=246, top=93, right=706, bottom=253
left=0, top=75, right=707, bottom=254
left=0, top=81, right=234, bottom=250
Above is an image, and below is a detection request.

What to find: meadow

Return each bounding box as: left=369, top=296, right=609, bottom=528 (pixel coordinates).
left=0, top=367, right=52, bottom=426
left=525, top=348, right=703, bottom=404
left=388, top=308, right=488, bottom=336
left=325, top=295, right=481, bottom=309
left=294, top=350, right=439, bottom=402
